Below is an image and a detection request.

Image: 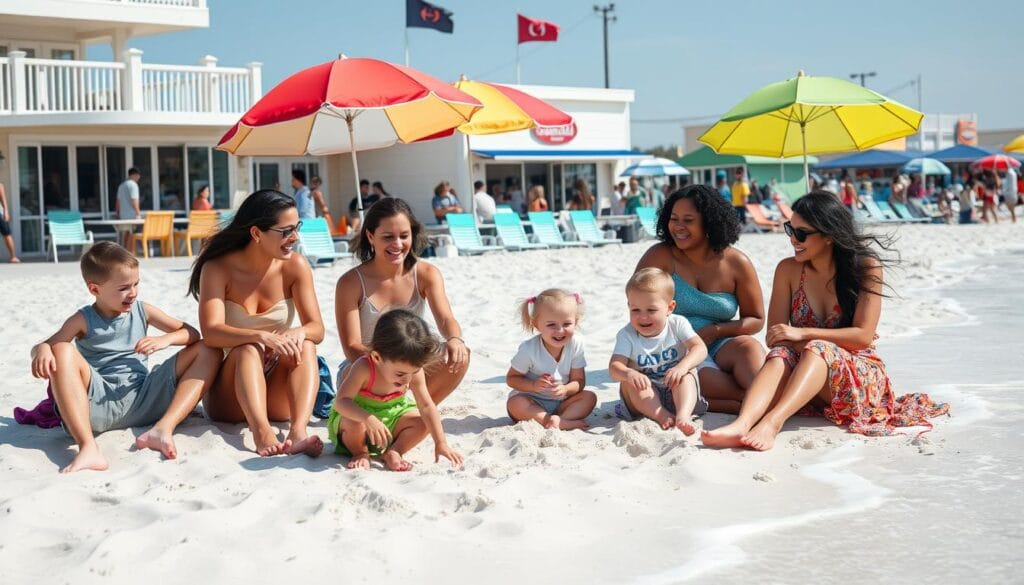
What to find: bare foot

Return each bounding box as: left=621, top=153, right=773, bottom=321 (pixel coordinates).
left=254, top=428, right=286, bottom=457
left=285, top=434, right=324, bottom=457
left=701, top=420, right=749, bottom=449
left=654, top=412, right=675, bottom=430
left=544, top=414, right=562, bottom=429
left=556, top=418, right=590, bottom=431
left=136, top=426, right=177, bottom=459
left=740, top=418, right=783, bottom=451
left=381, top=449, right=413, bottom=472
left=9, top=257, right=20, bottom=263
left=346, top=452, right=371, bottom=470
left=61, top=443, right=109, bottom=473
left=675, top=418, right=696, bottom=436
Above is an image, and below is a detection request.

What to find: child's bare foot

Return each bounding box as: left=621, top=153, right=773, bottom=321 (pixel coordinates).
left=285, top=432, right=324, bottom=457
left=382, top=449, right=413, bottom=472
left=136, top=426, right=177, bottom=459
left=544, top=414, right=562, bottom=429
left=654, top=412, right=675, bottom=430
left=740, top=418, right=782, bottom=451
left=61, top=443, right=108, bottom=473
left=346, top=452, right=371, bottom=469
left=701, top=420, right=750, bottom=448
left=254, top=428, right=286, bottom=457
left=556, top=418, right=590, bottom=431
left=675, top=418, right=696, bottom=436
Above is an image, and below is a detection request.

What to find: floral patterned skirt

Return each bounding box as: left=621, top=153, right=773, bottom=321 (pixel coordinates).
left=767, top=340, right=949, bottom=436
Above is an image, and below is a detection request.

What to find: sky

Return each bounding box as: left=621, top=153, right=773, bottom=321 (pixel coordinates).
left=88, top=0, right=1022, bottom=148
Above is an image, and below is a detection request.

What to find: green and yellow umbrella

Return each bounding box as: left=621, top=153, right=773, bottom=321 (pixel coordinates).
left=1003, top=134, right=1024, bottom=154
left=699, top=71, right=923, bottom=190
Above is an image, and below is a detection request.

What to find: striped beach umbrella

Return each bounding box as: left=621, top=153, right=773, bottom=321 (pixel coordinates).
left=619, top=157, right=690, bottom=177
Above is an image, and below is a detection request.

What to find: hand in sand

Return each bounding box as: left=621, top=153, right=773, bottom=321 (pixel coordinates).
left=435, top=443, right=463, bottom=468
left=444, top=337, right=468, bottom=373
left=364, top=416, right=392, bottom=450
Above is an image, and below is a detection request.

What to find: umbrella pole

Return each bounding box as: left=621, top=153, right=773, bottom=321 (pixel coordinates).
left=347, top=118, right=364, bottom=224
left=801, top=122, right=810, bottom=193
left=465, top=133, right=476, bottom=221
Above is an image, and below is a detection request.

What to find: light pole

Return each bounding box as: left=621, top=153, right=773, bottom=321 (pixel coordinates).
left=594, top=4, right=616, bottom=88
left=849, top=71, right=876, bottom=87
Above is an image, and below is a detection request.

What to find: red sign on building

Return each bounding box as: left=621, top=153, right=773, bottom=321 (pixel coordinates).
left=532, top=122, right=577, bottom=145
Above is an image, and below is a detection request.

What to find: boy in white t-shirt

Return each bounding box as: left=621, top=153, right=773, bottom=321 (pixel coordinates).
left=610, top=268, right=708, bottom=435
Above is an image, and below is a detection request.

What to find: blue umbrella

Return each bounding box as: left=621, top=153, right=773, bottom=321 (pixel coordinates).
left=620, top=157, right=690, bottom=177
left=903, top=157, right=951, bottom=175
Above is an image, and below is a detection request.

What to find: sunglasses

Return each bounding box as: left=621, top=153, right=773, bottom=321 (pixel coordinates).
left=783, top=222, right=820, bottom=243
left=265, top=221, right=302, bottom=239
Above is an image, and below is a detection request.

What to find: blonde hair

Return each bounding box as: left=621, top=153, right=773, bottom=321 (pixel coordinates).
left=625, top=267, right=675, bottom=299
left=518, top=288, right=583, bottom=332
left=528, top=185, right=544, bottom=202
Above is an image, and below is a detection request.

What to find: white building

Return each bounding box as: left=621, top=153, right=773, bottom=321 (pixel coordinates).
left=0, top=0, right=261, bottom=257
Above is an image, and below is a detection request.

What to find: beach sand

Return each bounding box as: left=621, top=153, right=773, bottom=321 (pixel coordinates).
left=0, top=222, right=1021, bottom=584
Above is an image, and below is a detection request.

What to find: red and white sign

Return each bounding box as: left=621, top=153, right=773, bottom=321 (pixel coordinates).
left=517, top=14, right=559, bottom=44
left=532, top=122, right=577, bottom=145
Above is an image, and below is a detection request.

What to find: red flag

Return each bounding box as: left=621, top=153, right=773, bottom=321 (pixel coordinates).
left=517, top=14, right=559, bottom=44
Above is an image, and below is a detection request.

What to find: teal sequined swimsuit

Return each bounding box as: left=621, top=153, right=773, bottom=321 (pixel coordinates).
left=671, top=269, right=739, bottom=360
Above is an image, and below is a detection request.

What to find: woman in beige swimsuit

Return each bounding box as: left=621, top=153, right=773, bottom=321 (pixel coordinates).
left=334, top=198, right=470, bottom=404
left=188, top=190, right=325, bottom=457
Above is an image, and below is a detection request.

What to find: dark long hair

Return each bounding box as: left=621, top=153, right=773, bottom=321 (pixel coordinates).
left=369, top=309, right=442, bottom=368
left=791, top=190, right=897, bottom=327
left=353, top=197, right=427, bottom=271
left=187, top=189, right=296, bottom=299
left=656, top=184, right=740, bottom=253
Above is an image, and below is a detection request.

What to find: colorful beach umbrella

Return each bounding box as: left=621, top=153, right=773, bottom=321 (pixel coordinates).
left=973, top=153, right=1021, bottom=170
left=619, top=158, right=690, bottom=177
left=217, top=56, right=483, bottom=216
left=1003, top=134, right=1024, bottom=154
left=902, top=157, right=951, bottom=175
left=699, top=71, right=923, bottom=190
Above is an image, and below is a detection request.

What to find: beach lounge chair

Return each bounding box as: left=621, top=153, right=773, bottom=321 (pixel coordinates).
left=495, top=205, right=516, bottom=214
left=444, top=213, right=504, bottom=255
left=568, top=210, right=622, bottom=247
left=636, top=206, right=658, bottom=238
left=889, top=202, right=930, bottom=223
left=526, top=212, right=588, bottom=248
left=174, top=210, right=220, bottom=256
left=218, top=209, right=235, bottom=227
left=493, top=212, right=548, bottom=251
left=743, top=203, right=781, bottom=233
left=135, top=211, right=176, bottom=258
left=297, top=217, right=352, bottom=267
left=860, top=198, right=900, bottom=223
left=46, top=210, right=94, bottom=263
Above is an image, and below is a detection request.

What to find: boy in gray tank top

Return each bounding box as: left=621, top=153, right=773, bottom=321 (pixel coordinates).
left=29, top=242, right=221, bottom=473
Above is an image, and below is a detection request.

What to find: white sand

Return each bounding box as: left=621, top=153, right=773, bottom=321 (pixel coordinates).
left=1, top=222, right=1022, bottom=584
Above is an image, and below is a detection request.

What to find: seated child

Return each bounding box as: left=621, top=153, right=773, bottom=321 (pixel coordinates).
left=506, top=289, right=597, bottom=430
left=609, top=268, right=708, bottom=435
left=328, top=309, right=463, bottom=472
left=29, top=242, right=221, bottom=473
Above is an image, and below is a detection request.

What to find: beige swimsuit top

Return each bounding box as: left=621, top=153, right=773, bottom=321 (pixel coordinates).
left=224, top=298, right=295, bottom=334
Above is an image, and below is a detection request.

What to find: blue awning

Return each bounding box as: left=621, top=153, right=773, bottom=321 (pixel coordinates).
left=925, top=144, right=994, bottom=163
left=472, top=149, right=651, bottom=161
left=814, top=149, right=924, bottom=170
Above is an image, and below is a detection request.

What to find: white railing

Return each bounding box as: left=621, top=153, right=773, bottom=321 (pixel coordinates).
left=102, top=0, right=205, bottom=6
left=1, top=50, right=259, bottom=117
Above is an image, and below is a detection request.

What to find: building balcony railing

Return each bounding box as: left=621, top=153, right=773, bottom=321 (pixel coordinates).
left=0, top=49, right=260, bottom=119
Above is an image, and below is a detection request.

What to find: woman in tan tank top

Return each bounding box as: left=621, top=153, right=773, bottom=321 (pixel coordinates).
left=188, top=190, right=325, bottom=458
left=334, top=198, right=470, bottom=405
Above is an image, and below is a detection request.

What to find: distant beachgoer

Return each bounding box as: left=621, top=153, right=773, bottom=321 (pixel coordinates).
left=335, top=197, right=470, bottom=407
left=611, top=181, right=627, bottom=215
left=527, top=185, right=548, bottom=212
left=328, top=309, right=463, bottom=471
left=634, top=185, right=766, bottom=414
left=291, top=169, right=314, bottom=219
left=505, top=180, right=525, bottom=214
left=371, top=181, right=391, bottom=199
left=310, top=176, right=329, bottom=218
left=348, top=180, right=376, bottom=231
left=192, top=184, right=213, bottom=211
left=189, top=190, right=326, bottom=458
left=32, top=242, right=220, bottom=472
left=979, top=171, right=999, bottom=224
left=473, top=180, right=497, bottom=222
left=625, top=177, right=647, bottom=214
left=506, top=289, right=596, bottom=431
left=567, top=178, right=595, bottom=213
left=889, top=173, right=906, bottom=205
left=840, top=173, right=860, bottom=211
left=731, top=168, right=751, bottom=223
left=0, top=181, right=20, bottom=262
left=610, top=268, right=708, bottom=435
left=1001, top=167, right=1018, bottom=223
left=431, top=181, right=462, bottom=223
left=115, top=167, right=142, bottom=250
left=907, top=175, right=923, bottom=199
left=702, top=191, right=949, bottom=450
left=955, top=183, right=975, bottom=224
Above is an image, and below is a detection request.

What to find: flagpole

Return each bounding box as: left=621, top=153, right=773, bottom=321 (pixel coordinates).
left=404, top=27, right=410, bottom=67
left=516, top=41, right=520, bottom=84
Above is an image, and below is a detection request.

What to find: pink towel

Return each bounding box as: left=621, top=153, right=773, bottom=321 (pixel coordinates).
left=13, top=384, right=62, bottom=429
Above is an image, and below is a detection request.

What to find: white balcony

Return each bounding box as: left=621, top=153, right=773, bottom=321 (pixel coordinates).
left=0, top=0, right=209, bottom=39
left=0, top=49, right=260, bottom=127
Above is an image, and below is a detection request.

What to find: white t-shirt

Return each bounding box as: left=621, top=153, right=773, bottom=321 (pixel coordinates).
left=474, top=190, right=497, bottom=221
left=116, top=179, right=140, bottom=220
left=1003, top=168, right=1018, bottom=197
left=612, top=314, right=698, bottom=385
left=510, top=334, right=587, bottom=389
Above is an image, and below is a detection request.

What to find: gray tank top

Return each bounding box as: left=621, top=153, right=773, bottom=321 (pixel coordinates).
left=77, top=300, right=149, bottom=381
left=356, top=265, right=426, bottom=343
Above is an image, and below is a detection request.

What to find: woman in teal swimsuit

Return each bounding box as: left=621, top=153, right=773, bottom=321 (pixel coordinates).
left=634, top=184, right=766, bottom=413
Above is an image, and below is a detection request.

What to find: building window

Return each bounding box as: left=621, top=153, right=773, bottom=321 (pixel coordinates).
left=77, top=147, right=101, bottom=213
left=187, top=146, right=210, bottom=208
left=41, top=147, right=70, bottom=213
left=212, top=149, right=229, bottom=207
left=157, top=146, right=185, bottom=212
left=132, top=147, right=154, bottom=210
left=106, top=147, right=126, bottom=215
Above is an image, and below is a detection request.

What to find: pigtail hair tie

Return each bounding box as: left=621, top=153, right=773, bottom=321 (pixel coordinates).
left=573, top=292, right=582, bottom=304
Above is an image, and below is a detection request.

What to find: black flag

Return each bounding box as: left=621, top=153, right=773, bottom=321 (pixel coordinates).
left=406, top=0, right=454, bottom=33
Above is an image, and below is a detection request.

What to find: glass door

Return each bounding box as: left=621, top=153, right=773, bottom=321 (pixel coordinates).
left=16, top=146, right=42, bottom=254
left=256, top=162, right=281, bottom=191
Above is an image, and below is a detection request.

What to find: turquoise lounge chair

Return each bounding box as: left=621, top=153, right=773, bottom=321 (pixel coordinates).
left=860, top=198, right=900, bottom=222
left=297, top=217, right=352, bottom=267
left=46, top=210, right=94, bottom=263
left=526, top=212, right=588, bottom=248
left=636, top=206, right=658, bottom=238
left=568, top=210, right=622, bottom=246
left=890, top=201, right=930, bottom=223
left=493, top=213, right=548, bottom=251
left=445, top=213, right=504, bottom=255
left=495, top=205, right=515, bottom=214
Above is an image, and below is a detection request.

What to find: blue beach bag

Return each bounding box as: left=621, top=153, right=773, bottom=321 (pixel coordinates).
left=312, top=355, right=335, bottom=419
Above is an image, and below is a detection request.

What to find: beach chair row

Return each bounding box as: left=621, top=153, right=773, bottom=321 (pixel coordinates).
left=440, top=211, right=622, bottom=256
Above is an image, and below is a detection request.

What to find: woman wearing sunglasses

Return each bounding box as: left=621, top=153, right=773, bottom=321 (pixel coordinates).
left=188, top=190, right=326, bottom=458
left=634, top=184, right=766, bottom=414
left=702, top=191, right=948, bottom=450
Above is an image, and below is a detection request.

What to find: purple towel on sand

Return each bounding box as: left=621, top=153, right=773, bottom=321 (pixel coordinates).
left=14, top=384, right=62, bottom=429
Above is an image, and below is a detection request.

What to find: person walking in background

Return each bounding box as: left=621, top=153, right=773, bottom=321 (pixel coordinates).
left=115, top=167, right=142, bottom=251
left=611, top=181, right=627, bottom=215
left=309, top=176, right=329, bottom=218
left=955, top=183, right=975, bottom=224
left=0, top=182, right=20, bottom=263
left=291, top=169, right=314, bottom=219
left=980, top=170, right=999, bottom=224
left=191, top=185, right=213, bottom=211
left=432, top=180, right=462, bottom=223
left=731, top=168, right=750, bottom=223
left=1001, top=167, right=1018, bottom=223
left=348, top=179, right=375, bottom=232
left=527, top=185, right=549, bottom=212
left=472, top=180, right=496, bottom=222
left=840, top=173, right=860, bottom=212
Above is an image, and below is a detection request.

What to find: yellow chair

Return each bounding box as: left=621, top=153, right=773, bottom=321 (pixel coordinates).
left=135, top=211, right=176, bottom=258
left=175, top=210, right=220, bottom=256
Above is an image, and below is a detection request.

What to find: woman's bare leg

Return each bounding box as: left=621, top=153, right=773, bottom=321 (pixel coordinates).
left=741, top=350, right=831, bottom=451
left=426, top=348, right=471, bottom=405
left=205, top=344, right=285, bottom=456
left=265, top=341, right=322, bottom=457
left=701, top=357, right=791, bottom=448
